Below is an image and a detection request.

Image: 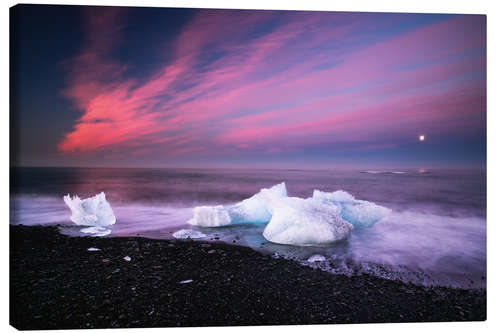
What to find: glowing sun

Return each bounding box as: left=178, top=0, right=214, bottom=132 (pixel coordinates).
left=419, top=135, right=425, bottom=142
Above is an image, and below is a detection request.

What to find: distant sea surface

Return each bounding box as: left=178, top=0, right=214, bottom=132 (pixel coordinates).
left=10, top=167, right=486, bottom=288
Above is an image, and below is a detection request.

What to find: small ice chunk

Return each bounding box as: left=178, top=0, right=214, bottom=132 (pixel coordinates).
left=312, top=190, right=391, bottom=228
left=307, top=254, right=326, bottom=262
left=87, top=247, right=101, bottom=251
left=172, top=229, right=206, bottom=239
left=80, top=226, right=111, bottom=237
left=179, top=279, right=193, bottom=284
left=123, top=256, right=131, bottom=262
left=63, top=192, right=116, bottom=227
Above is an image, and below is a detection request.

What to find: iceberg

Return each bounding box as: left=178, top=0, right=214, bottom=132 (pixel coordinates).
left=188, top=182, right=287, bottom=227
left=187, top=182, right=390, bottom=246
left=173, top=229, right=207, bottom=239
left=63, top=192, right=116, bottom=227
left=312, top=190, right=391, bottom=228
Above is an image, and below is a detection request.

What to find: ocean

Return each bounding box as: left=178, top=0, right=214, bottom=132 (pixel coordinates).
left=10, top=167, right=486, bottom=288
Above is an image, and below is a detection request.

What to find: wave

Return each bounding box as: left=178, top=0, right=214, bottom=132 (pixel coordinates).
left=361, top=170, right=407, bottom=174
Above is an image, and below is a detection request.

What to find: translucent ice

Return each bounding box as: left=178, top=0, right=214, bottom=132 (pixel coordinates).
left=312, top=190, right=391, bottom=228
left=307, top=254, right=326, bottom=262
left=189, top=205, right=232, bottom=227
left=172, top=229, right=207, bottom=239
left=63, top=192, right=116, bottom=227
left=262, top=197, right=354, bottom=246
left=188, top=183, right=287, bottom=227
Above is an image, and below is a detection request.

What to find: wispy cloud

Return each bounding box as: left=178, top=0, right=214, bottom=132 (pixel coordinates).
left=58, top=10, right=485, bottom=162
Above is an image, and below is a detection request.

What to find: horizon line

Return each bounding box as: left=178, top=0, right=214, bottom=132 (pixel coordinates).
left=9, top=164, right=487, bottom=172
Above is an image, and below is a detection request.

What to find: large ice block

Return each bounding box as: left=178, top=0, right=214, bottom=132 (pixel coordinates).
left=262, top=197, right=354, bottom=246
left=63, top=192, right=116, bottom=227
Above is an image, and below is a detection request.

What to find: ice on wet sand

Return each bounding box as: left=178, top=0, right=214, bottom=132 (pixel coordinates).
left=173, top=229, right=207, bottom=239
left=80, top=226, right=112, bottom=236
left=307, top=254, right=326, bottom=262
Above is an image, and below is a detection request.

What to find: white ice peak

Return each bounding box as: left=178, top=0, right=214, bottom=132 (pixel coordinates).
left=63, top=192, right=116, bottom=227
left=188, top=182, right=287, bottom=227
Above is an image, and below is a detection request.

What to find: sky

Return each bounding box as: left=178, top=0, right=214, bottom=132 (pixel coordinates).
left=10, top=5, right=486, bottom=169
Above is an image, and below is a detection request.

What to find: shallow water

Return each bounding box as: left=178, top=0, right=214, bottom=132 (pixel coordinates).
left=10, top=167, right=486, bottom=288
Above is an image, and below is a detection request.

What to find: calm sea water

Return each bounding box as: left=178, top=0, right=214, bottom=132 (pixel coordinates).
left=10, top=167, right=486, bottom=288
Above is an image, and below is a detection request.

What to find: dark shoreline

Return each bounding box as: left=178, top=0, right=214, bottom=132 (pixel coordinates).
left=10, top=225, right=486, bottom=330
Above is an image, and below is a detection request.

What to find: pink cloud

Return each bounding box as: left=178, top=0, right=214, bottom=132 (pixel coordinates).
left=58, top=11, right=485, bottom=159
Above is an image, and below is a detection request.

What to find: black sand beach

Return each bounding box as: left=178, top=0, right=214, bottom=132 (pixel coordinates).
left=10, top=225, right=486, bottom=330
